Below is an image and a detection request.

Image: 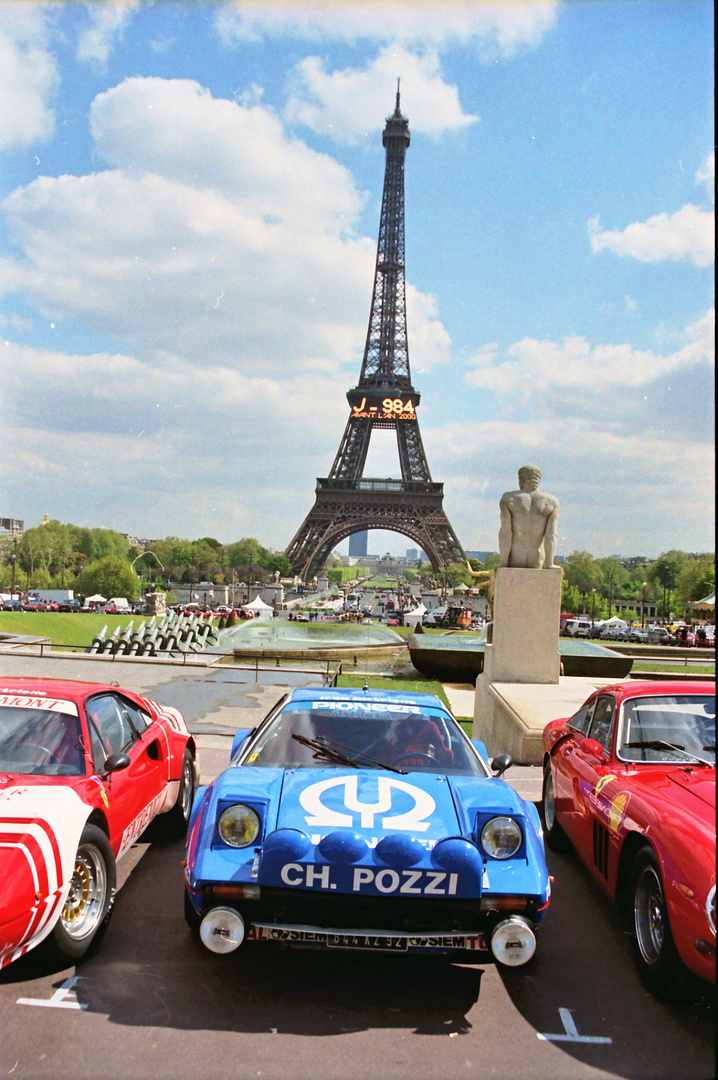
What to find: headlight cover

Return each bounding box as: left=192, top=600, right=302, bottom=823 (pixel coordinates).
left=481, top=816, right=522, bottom=860
left=218, top=804, right=261, bottom=848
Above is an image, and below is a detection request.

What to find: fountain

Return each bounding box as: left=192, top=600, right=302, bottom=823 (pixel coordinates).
left=219, top=619, right=407, bottom=666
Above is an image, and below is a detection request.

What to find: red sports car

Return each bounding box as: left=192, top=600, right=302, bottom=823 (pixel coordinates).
left=542, top=680, right=715, bottom=995
left=0, top=677, right=198, bottom=970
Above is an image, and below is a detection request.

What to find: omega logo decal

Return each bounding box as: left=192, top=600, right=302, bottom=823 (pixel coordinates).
left=298, top=775, right=436, bottom=832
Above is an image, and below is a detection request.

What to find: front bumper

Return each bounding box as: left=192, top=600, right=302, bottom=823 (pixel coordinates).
left=188, top=884, right=545, bottom=961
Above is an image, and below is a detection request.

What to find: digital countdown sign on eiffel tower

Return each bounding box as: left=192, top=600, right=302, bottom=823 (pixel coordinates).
left=285, top=89, right=466, bottom=581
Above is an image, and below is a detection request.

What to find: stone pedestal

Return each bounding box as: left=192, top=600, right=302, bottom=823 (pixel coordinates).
left=483, top=567, right=562, bottom=684
left=145, top=591, right=166, bottom=617
left=473, top=567, right=562, bottom=760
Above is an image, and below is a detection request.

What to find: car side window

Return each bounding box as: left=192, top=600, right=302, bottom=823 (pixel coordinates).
left=120, top=698, right=151, bottom=732
left=588, top=696, right=616, bottom=752
left=86, top=694, right=139, bottom=762
left=568, top=701, right=595, bottom=736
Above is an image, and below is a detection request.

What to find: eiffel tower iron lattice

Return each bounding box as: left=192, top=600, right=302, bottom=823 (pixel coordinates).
left=284, top=89, right=466, bottom=581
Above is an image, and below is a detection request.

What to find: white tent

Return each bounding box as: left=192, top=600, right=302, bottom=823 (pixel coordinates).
left=242, top=595, right=273, bottom=619
left=403, top=603, right=427, bottom=627
left=85, top=594, right=107, bottom=604
left=689, top=591, right=715, bottom=614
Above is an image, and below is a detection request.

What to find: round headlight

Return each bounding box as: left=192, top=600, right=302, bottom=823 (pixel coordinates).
left=218, top=804, right=261, bottom=848
left=481, top=816, right=522, bottom=860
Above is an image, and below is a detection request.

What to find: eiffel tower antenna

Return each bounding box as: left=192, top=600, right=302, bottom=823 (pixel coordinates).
left=284, top=92, right=466, bottom=580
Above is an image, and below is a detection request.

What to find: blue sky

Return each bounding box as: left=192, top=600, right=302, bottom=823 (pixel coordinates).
left=0, top=0, right=713, bottom=561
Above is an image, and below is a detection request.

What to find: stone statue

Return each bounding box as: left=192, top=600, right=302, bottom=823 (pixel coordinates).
left=498, top=465, right=560, bottom=569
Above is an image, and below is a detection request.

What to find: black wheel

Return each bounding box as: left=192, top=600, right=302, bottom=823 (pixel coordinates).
left=184, top=890, right=202, bottom=933
left=541, top=761, right=568, bottom=851
left=629, top=845, right=686, bottom=997
left=155, top=747, right=196, bottom=839
left=41, top=824, right=115, bottom=963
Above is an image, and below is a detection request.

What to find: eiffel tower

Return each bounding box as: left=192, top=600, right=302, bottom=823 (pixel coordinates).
left=285, top=88, right=466, bottom=581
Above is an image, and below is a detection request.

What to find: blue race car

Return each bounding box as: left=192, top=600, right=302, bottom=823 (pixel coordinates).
left=184, top=687, right=550, bottom=966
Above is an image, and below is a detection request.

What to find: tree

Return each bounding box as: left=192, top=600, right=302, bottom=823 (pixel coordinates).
left=76, top=556, right=141, bottom=601
left=650, top=554, right=681, bottom=619
left=563, top=551, right=603, bottom=593
left=676, top=555, right=715, bottom=607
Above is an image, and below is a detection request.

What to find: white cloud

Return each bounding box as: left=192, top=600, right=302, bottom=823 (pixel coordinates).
left=425, top=412, right=715, bottom=557
left=0, top=338, right=352, bottom=542
left=453, top=310, right=715, bottom=552
left=588, top=205, right=714, bottom=268
left=465, top=308, right=714, bottom=401
left=696, top=152, right=714, bottom=201
left=76, top=0, right=142, bottom=66
left=215, top=0, right=559, bottom=58
left=588, top=157, right=716, bottom=268
left=0, top=7, right=57, bottom=148
left=1, top=77, right=450, bottom=378
left=284, top=44, right=478, bottom=142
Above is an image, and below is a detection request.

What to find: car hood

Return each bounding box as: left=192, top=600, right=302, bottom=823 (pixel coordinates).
left=275, top=768, right=461, bottom=841
left=665, top=768, right=716, bottom=813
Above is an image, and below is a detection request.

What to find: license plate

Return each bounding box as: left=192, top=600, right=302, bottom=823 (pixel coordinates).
left=327, top=934, right=407, bottom=951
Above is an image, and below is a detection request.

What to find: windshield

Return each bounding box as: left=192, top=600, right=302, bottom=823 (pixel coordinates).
left=618, top=694, right=715, bottom=764
left=242, top=702, right=487, bottom=776
left=0, top=700, right=86, bottom=776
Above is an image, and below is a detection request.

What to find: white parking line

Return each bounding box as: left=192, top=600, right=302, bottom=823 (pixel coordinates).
left=538, top=1007, right=612, bottom=1044
left=17, top=975, right=87, bottom=1010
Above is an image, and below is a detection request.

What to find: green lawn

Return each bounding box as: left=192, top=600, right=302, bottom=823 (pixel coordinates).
left=633, top=661, right=714, bottom=675
left=0, top=612, right=142, bottom=649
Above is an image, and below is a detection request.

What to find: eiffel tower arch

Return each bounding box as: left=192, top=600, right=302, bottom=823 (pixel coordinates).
left=285, top=89, right=466, bottom=581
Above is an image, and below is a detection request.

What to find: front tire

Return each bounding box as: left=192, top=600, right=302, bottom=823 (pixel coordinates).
left=155, top=747, right=196, bottom=839
left=629, top=845, right=686, bottom=997
left=42, top=824, right=116, bottom=963
left=541, top=761, right=567, bottom=851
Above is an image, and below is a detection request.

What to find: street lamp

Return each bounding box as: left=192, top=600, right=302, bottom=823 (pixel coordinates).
left=640, top=582, right=647, bottom=628
left=10, top=528, right=20, bottom=598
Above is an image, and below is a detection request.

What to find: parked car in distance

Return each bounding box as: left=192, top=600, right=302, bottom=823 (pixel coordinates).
left=646, top=627, right=673, bottom=645
left=185, top=686, right=551, bottom=969
left=542, top=679, right=715, bottom=997
left=2, top=600, right=22, bottom=611
left=0, top=676, right=198, bottom=970
left=22, top=599, right=50, bottom=612
left=564, top=619, right=592, bottom=637
left=628, top=627, right=649, bottom=643
left=58, top=599, right=82, bottom=612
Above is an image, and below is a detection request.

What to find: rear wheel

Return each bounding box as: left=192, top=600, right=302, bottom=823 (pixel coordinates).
left=629, top=845, right=686, bottom=997
left=41, top=824, right=115, bottom=963
left=541, top=762, right=567, bottom=851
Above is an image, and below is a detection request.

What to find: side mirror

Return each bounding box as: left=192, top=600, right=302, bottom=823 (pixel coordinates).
left=104, top=752, right=131, bottom=774
left=580, top=737, right=606, bottom=759
left=491, top=752, right=513, bottom=777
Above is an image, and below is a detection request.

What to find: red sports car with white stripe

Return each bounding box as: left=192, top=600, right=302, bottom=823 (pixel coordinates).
left=0, top=677, right=197, bottom=969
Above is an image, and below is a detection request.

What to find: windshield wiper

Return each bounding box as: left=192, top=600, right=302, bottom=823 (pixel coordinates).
left=624, top=740, right=714, bottom=766
left=291, top=733, right=406, bottom=773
